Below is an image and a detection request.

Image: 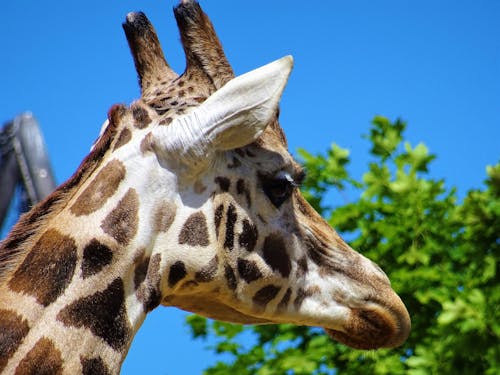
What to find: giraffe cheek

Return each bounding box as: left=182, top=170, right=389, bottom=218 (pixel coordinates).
left=261, top=234, right=291, bottom=278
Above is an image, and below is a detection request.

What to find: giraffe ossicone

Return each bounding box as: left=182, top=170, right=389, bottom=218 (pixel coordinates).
left=0, top=1, right=410, bottom=373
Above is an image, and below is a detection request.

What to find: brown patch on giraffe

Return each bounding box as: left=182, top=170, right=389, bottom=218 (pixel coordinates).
left=153, top=201, right=176, bottom=233
left=108, top=104, right=128, bottom=126
left=0, top=310, right=30, bottom=372
left=70, top=159, right=126, bottom=217
left=81, top=356, right=110, bottom=375
left=224, top=204, right=237, bottom=251
left=140, top=132, right=154, bottom=154
left=81, top=239, right=113, bottom=279
left=214, top=204, right=224, bottom=238
left=237, top=258, right=262, bottom=283
left=15, top=337, right=63, bottom=375
left=214, top=176, right=230, bottom=192
left=133, top=252, right=150, bottom=290
left=113, top=127, right=132, bottom=151
left=227, top=157, right=241, bottom=169
left=101, top=188, right=139, bottom=246
left=131, top=103, right=152, bottom=129
left=159, top=117, right=173, bottom=126
left=296, top=256, right=309, bottom=279
left=262, top=234, right=291, bottom=278
left=136, top=253, right=162, bottom=312
left=253, top=285, right=281, bottom=307
left=153, top=106, right=169, bottom=116
left=238, top=219, right=258, bottom=252
left=168, top=261, right=187, bottom=287
left=178, top=212, right=209, bottom=247
left=195, top=255, right=218, bottom=282
left=57, top=278, right=131, bottom=351
left=9, top=229, right=77, bottom=306
left=224, top=265, right=237, bottom=290
left=236, top=179, right=252, bottom=207
left=277, top=288, right=292, bottom=311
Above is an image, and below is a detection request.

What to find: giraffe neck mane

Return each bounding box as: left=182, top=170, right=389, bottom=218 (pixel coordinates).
left=0, top=114, right=120, bottom=281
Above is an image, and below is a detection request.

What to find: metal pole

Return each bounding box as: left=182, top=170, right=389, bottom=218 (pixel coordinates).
left=0, top=149, right=20, bottom=229
left=0, top=113, right=57, bottom=232
left=11, top=113, right=57, bottom=204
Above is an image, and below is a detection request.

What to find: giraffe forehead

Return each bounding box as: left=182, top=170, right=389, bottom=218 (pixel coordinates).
left=134, top=76, right=212, bottom=129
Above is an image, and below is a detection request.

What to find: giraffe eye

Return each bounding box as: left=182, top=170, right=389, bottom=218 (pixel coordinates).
left=260, top=172, right=297, bottom=208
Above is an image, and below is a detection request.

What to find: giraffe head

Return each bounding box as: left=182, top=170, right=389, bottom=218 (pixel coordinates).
left=0, top=5, right=409, bottom=369
left=104, top=1, right=409, bottom=350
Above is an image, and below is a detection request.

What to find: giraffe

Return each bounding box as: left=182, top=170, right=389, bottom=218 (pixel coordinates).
left=0, top=1, right=410, bottom=374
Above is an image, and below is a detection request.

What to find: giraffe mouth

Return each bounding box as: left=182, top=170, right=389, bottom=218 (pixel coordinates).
left=324, top=306, right=410, bottom=350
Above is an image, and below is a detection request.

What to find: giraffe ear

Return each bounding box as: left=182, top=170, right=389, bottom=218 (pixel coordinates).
left=191, top=54, right=293, bottom=151
left=152, top=56, right=293, bottom=175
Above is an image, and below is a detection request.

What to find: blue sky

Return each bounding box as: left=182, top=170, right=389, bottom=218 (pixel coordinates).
left=2, top=1, right=499, bottom=374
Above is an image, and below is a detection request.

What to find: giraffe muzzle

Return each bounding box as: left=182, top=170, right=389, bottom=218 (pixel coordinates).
left=324, top=293, right=411, bottom=349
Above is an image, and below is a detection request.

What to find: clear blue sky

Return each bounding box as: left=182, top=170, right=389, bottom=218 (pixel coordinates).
left=2, top=1, right=499, bottom=374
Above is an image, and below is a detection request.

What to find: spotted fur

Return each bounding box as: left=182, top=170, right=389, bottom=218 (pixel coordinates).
left=81, top=356, right=111, bottom=375
left=178, top=212, right=209, bottom=247
left=71, top=159, right=126, bottom=217
left=9, top=229, right=77, bottom=307
left=81, top=239, right=113, bottom=279
left=0, top=310, right=30, bottom=372
left=15, top=338, right=63, bottom=375
left=57, top=278, right=131, bottom=351
left=100, top=188, right=139, bottom=246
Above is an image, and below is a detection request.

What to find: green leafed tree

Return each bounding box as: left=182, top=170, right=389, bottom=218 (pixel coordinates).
left=186, top=116, right=500, bottom=375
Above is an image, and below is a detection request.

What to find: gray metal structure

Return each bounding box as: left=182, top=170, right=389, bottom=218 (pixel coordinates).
left=0, top=113, right=57, bottom=231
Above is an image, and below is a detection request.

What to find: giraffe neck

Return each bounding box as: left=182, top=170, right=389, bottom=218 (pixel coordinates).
left=0, top=265, right=144, bottom=374
left=0, top=201, right=159, bottom=374
left=0, top=129, right=175, bottom=374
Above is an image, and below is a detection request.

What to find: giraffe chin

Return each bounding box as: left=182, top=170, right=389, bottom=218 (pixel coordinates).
left=325, top=328, right=390, bottom=350
left=324, top=306, right=410, bottom=350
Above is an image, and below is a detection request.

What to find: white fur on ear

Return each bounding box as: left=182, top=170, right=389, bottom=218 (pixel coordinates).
left=152, top=55, right=293, bottom=175
left=194, top=55, right=293, bottom=151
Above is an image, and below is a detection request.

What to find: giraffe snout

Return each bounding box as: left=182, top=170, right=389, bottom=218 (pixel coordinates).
left=325, top=288, right=411, bottom=349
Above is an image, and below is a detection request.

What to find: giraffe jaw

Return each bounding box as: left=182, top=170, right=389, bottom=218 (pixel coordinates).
left=163, top=295, right=274, bottom=325
left=168, top=291, right=410, bottom=349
